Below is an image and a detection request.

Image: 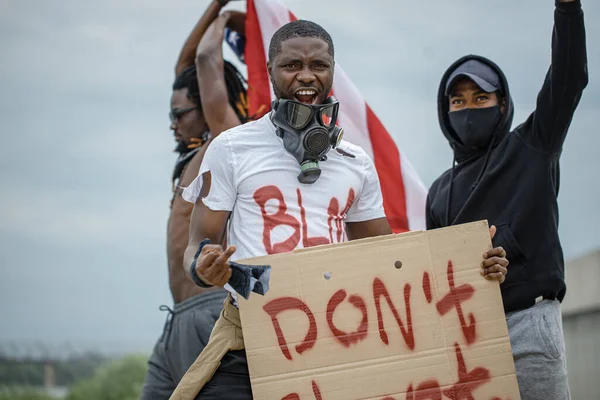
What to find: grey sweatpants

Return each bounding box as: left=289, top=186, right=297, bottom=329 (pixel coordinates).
left=140, top=289, right=228, bottom=400
left=507, top=299, right=570, bottom=400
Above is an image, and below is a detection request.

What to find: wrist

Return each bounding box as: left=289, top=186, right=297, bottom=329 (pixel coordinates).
left=189, top=238, right=215, bottom=288
left=215, top=0, right=229, bottom=6
left=189, top=261, right=214, bottom=288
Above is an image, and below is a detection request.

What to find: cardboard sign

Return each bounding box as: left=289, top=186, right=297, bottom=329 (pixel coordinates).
left=238, top=221, right=520, bottom=400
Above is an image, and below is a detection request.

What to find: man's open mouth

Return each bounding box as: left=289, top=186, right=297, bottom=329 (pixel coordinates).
left=294, top=88, right=319, bottom=105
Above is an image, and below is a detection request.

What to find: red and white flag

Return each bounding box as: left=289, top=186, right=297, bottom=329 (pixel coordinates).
left=244, top=0, right=427, bottom=232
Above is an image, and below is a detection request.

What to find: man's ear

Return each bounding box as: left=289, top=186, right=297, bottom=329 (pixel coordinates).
left=267, top=62, right=273, bottom=82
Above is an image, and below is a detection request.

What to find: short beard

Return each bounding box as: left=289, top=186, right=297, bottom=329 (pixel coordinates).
left=174, top=130, right=210, bottom=155
left=174, top=140, right=191, bottom=155
left=272, top=80, right=282, bottom=100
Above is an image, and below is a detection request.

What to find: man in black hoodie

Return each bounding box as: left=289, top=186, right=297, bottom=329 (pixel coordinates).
left=426, top=0, right=588, bottom=398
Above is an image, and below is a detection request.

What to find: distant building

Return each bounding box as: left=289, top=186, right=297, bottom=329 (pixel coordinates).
left=562, top=249, right=600, bottom=399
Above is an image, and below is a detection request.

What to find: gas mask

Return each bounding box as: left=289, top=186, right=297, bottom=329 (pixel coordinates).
left=271, top=96, right=344, bottom=184
left=449, top=106, right=501, bottom=149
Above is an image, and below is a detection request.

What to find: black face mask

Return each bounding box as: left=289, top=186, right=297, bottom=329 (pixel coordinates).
left=448, top=106, right=501, bottom=149
left=271, top=97, right=344, bottom=184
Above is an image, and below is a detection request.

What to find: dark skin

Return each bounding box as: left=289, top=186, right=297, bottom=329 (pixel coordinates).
left=167, top=138, right=209, bottom=302
left=186, top=36, right=508, bottom=287
left=448, top=78, right=504, bottom=113
left=193, top=10, right=246, bottom=137
left=170, top=88, right=208, bottom=151
left=184, top=171, right=234, bottom=287
left=167, top=0, right=244, bottom=302
left=485, top=226, right=508, bottom=283
left=268, top=37, right=333, bottom=105
left=174, top=1, right=245, bottom=76
left=171, top=4, right=246, bottom=150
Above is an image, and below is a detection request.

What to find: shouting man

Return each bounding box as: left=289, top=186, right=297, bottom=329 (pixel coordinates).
left=172, top=19, right=508, bottom=400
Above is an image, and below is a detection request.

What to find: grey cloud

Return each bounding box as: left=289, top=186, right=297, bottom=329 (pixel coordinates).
left=1, top=0, right=598, bottom=349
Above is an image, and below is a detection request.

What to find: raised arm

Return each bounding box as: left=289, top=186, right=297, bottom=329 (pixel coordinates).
left=195, top=12, right=246, bottom=137
left=175, top=0, right=229, bottom=76
left=524, top=0, right=588, bottom=154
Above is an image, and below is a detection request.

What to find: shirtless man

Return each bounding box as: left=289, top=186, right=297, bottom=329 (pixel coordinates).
left=141, top=1, right=248, bottom=398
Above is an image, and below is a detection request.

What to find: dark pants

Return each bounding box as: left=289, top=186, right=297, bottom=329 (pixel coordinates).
left=140, top=290, right=228, bottom=400
left=170, top=294, right=253, bottom=400
left=196, top=350, right=252, bottom=399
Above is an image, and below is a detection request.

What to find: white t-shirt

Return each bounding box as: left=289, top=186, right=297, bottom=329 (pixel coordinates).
left=183, top=113, right=386, bottom=302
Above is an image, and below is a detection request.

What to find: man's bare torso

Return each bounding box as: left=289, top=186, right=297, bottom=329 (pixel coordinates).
left=167, top=143, right=219, bottom=303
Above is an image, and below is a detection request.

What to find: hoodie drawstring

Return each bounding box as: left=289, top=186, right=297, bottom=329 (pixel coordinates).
left=470, top=135, right=496, bottom=193
left=445, top=134, right=496, bottom=226
left=159, top=305, right=175, bottom=350
left=445, top=143, right=457, bottom=227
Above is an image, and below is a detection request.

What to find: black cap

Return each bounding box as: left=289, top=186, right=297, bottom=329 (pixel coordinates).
left=445, top=59, right=503, bottom=96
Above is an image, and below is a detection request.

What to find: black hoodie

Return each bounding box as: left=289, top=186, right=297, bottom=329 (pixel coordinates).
left=426, top=0, right=588, bottom=313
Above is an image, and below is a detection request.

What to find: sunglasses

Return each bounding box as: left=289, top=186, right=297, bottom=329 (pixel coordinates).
left=169, top=107, right=199, bottom=123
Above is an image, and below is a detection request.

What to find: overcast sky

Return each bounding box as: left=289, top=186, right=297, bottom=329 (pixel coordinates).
left=1, top=0, right=598, bottom=353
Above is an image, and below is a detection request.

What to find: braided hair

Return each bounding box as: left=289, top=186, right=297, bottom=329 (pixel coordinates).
left=172, top=60, right=250, bottom=124
left=223, top=60, right=250, bottom=124
left=170, top=61, right=252, bottom=189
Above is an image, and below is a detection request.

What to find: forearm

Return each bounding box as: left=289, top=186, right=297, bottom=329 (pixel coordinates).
left=175, top=0, right=226, bottom=76
left=183, top=241, right=200, bottom=277
left=196, top=53, right=227, bottom=111
left=346, top=218, right=392, bottom=241
left=528, top=0, right=587, bottom=152
left=183, top=217, right=229, bottom=285
left=191, top=12, right=243, bottom=136
left=184, top=195, right=231, bottom=277
left=196, top=51, right=242, bottom=136
left=552, top=0, right=587, bottom=85
left=550, top=0, right=588, bottom=122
